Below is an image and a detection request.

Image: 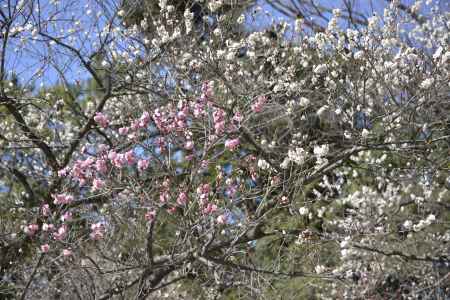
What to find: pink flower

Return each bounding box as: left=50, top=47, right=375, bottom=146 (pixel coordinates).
left=251, top=95, right=267, bottom=113
left=125, top=150, right=135, bottom=165
left=112, top=155, right=126, bottom=169
left=90, top=222, right=105, bottom=240
left=41, top=244, right=50, bottom=253
left=95, top=159, right=107, bottom=174
left=167, top=206, right=177, bottom=214
left=42, top=223, right=54, bottom=232
left=62, top=249, right=72, bottom=256
left=53, top=194, right=74, bottom=205
left=25, top=224, right=39, bottom=236
left=139, top=111, right=151, bottom=128
left=107, top=150, right=117, bottom=160
left=201, top=160, right=209, bottom=169
left=145, top=210, right=156, bottom=222
left=53, top=225, right=68, bottom=241
left=214, top=121, right=225, bottom=135
left=177, top=192, right=188, bottom=206
left=203, top=203, right=218, bottom=214
left=41, top=204, right=51, bottom=216
left=118, top=127, right=129, bottom=135
left=58, top=168, right=68, bottom=177
left=93, top=112, right=109, bottom=128
left=61, top=212, right=72, bottom=222
left=217, top=214, right=227, bottom=224
left=233, top=112, right=243, bottom=123
left=159, top=191, right=169, bottom=203
left=196, top=183, right=211, bottom=196
left=92, top=178, right=105, bottom=191
left=137, top=159, right=150, bottom=171
left=81, top=158, right=94, bottom=168
left=184, top=140, right=194, bottom=150
left=224, top=138, right=240, bottom=151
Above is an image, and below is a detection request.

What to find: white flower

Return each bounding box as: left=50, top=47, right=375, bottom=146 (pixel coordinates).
left=280, top=157, right=291, bottom=169
left=314, top=144, right=329, bottom=158
left=403, top=220, right=413, bottom=229
left=299, top=97, right=310, bottom=106
left=426, top=214, right=436, bottom=223
left=313, top=64, right=327, bottom=74
left=257, top=159, right=270, bottom=170
left=316, top=105, right=328, bottom=117
left=299, top=207, right=309, bottom=215
left=354, top=50, right=364, bottom=60
left=315, top=265, right=326, bottom=274
left=361, top=129, right=370, bottom=139
left=288, top=147, right=307, bottom=165
left=420, top=78, right=434, bottom=89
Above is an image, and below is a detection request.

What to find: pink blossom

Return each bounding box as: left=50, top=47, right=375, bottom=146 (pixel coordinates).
left=251, top=95, right=267, bottom=113
left=41, top=204, right=51, bottom=216
left=93, top=112, right=109, bottom=128
left=201, top=160, right=209, bottom=169
left=107, top=150, right=117, bottom=161
left=184, top=140, right=194, bottom=150
left=137, top=159, right=150, bottom=171
left=159, top=191, right=169, bottom=203
left=95, top=159, right=107, bottom=174
left=145, top=210, right=156, bottom=222
left=58, top=168, right=68, bottom=177
left=81, top=157, right=94, bottom=168
left=201, top=81, right=213, bottom=100
left=203, top=203, right=218, bottom=214
left=233, top=112, right=243, bottom=123
left=53, top=194, right=74, bottom=205
left=217, top=214, right=227, bottom=224
left=177, top=192, right=188, bottom=206
left=139, top=111, right=151, bottom=128
left=61, top=212, right=72, bottom=222
left=193, top=103, right=205, bottom=117
left=213, top=109, right=226, bottom=134
left=92, top=178, right=105, bottom=191
left=125, top=150, right=135, bottom=165
left=196, top=183, right=210, bottom=196
left=112, top=154, right=126, bottom=169
left=224, top=138, right=240, bottom=151
left=62, top=249, right=72, bottom=256
left=53, top=225, right=68, bottom=241
left=41, top=244, right=50, bottom=253
left=90, top=222, right=105, bottom=240
left=162, top=178, right=171, bottom=188
left=214, top=121, right=225, bottom=135
left=226, top=185, right=238, bottom=198
left=167, top=206, right=177, bottom=214
left=42, top=223, right=54, bottom=232
left=25, top=224, right=39, bottom=236
left=118, top=127, right=129, bottom=135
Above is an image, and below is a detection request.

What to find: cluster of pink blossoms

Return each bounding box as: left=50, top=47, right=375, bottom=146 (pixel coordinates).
left=53, top=193, right=74, bottom=205
left=93, top=112, right=109, bottom=128
left=251, top=95, right=267, bottom=113
left=196, top=183, right=219, bottom=215
left=90, top=222, right=105, bottom=240
left=224, top=138, right=240, bottom=151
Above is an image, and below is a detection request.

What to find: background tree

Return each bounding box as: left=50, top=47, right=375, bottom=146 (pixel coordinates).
left=0, top=0, right=449, bottom=299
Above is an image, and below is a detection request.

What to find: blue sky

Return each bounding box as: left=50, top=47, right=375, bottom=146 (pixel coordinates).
left=4, top=0, right=447, bottom=90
